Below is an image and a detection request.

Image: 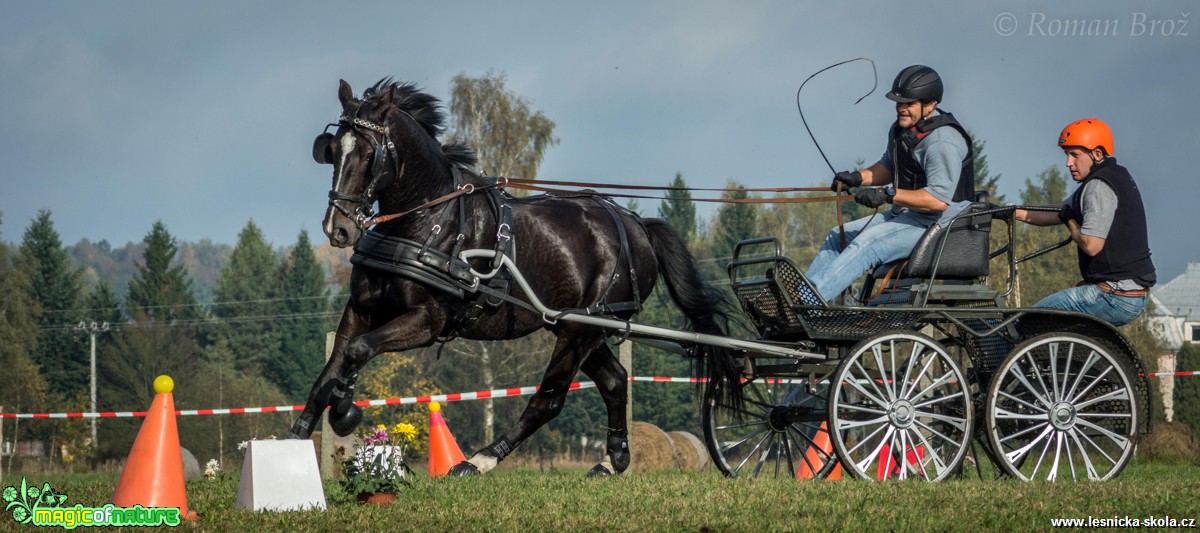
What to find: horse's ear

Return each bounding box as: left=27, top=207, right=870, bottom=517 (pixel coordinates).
left=382, top=84, right=397, bottom=106
left=338, top=79, right=353, bottom=108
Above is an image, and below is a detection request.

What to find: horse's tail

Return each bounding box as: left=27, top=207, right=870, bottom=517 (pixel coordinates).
left=643, top=218, right=742, bottom=409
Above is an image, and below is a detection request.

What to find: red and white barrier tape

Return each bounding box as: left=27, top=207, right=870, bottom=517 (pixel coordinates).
left=2, top=372, right=1197, bottom=419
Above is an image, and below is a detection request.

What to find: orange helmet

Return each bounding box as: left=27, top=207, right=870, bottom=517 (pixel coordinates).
left=1058, top=118, right=1114, bottom=156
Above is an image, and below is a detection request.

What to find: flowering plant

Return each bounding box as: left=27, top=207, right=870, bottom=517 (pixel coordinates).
left=340, top=423, right=418, bottom=496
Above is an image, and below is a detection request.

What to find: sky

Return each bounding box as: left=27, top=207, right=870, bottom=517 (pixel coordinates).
left=1, top=0, right=1197, bottom=281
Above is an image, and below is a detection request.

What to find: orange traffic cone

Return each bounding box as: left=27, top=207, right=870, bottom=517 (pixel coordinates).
left=427, top=401, right=466, bottom=477
left=112, top=375, right=196, bottom=520
left=796, top=421, right=842, bottom=480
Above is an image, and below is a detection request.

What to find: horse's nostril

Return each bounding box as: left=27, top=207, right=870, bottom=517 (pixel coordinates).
left=334, top=228, right=348, bottom=245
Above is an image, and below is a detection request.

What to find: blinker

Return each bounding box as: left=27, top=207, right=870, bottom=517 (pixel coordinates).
left=313, top=132, right=334, bottom=165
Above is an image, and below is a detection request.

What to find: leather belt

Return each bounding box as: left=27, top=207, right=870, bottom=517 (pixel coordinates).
left=1094, top=282, right=1148, bottom=298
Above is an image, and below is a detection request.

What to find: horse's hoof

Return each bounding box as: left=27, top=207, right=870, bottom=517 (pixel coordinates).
left=448, top=461, right=479, bottom=477
left=586, top=464, right=614, bottom=477
left=329, top=405, right=363, bottom=437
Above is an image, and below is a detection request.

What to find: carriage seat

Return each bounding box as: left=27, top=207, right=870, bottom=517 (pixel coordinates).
left=864, top=197, right=995, bottom=304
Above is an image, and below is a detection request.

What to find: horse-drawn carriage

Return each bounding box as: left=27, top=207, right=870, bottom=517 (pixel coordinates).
left=292, top=78, right=1150, bottom=483
left=707, top=200, right=1149, bottom=481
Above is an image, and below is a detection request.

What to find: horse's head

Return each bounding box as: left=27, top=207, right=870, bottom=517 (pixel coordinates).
left=313, top=79, right=449, bottom=247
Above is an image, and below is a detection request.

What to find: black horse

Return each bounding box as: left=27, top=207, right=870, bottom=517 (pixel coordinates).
left=287, top=78, right=739, bottom=476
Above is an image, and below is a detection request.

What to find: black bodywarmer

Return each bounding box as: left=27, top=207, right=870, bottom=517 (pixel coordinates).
left=888, top=111, right=975, bottom=202
left=1067, top=157, right=1156, bottom=285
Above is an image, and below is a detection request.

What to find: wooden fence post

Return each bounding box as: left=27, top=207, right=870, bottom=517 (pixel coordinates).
left=619, top=342, right=633, bottom=445
left=320, top=332, right=336, bottom=479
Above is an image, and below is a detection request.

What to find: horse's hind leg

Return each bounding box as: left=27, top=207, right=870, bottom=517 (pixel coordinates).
left=580, top=342, right=631, bottom=476
left=450, top=329, right=606, bottom=476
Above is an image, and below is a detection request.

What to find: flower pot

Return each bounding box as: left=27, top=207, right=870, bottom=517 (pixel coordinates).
left=357, top=492, right=397, bottom=505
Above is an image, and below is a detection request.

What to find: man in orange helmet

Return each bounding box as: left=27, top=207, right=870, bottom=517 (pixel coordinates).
left=1015, top=118, right=1155, bottom=326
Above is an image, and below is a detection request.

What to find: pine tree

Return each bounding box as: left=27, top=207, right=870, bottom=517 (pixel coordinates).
left=275, top=230, right=330, bottom=400
left=1173, top=343, right=1200, bottom=435
left=85, top=280, right=124, bottom=325
left=212, top=220, right=281, bottom=375
left=97, top=220, right=204, bottom=461
left=20, top=210, right=88, bottom=399
left=658, top=172, right=696, bottom=241
left=971, top=134, right=1005, bottom=204
left=0, top=214, right=50, bottom=415
left=126, top=221, right=201, bottom=321
left=710, top=180, right=758, bottom=268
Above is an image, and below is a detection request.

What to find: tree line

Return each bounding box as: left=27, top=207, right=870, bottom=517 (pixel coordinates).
left=0, top=71, right=1184, bottom=472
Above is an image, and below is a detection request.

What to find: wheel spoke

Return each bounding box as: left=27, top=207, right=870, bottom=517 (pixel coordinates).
left=872, top=343, right=897, bottom=402
left=1067, top=428, right=1101, bottom=479
left=913, top=418, right=967, bottom=447
left=997, top=389, right=1049, bottom=414
left=734, top=430, right=773, bottom=476
left=1073, top=387, right=1130, bottom=411
left=907, top=370, right=958, bottom=403
left=720, top=423, right=769, bottom=455
left=849, top=360, right=891, bottom=407
left=1025, top=349, right=1057, bottom=404
left=1073, top=418, right=1130, bottom=450
left=1004, top=423, right=1054, bottom=466
left=1065, top=351, right=1102, bottom=400
left=898, top=342, right=931, bottom=399
left=1008, top=359, right=1053, bottom=409
left=1067, top=365, right=1116, bottom=405
left=997, top=420, right=1049, bottom=445
left=909, top=426, right=949, bottom=477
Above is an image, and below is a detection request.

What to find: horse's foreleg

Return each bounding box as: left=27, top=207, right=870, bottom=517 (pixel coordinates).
left=287, top=306, right=367, bottom=439
left=450, top=329, right=606, bottom=476
left=580, top=343, right=630, bottom=476
left=288, top=305, right=442, bottom=439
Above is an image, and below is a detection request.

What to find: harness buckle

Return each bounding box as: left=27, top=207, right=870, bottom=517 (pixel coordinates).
left=459, top=183, right=475, bottom=194
left=431, top=224, right=443, bottom=235
left=497, top=223, right=512, bottom=241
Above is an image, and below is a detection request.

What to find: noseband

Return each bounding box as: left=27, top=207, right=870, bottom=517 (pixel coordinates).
left=315, top=113, right=404, bottom=229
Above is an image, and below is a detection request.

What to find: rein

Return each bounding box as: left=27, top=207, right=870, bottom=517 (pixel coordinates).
left=499, top=179, right=853, bottom=204
left=365, top=182, right=494, bottom=227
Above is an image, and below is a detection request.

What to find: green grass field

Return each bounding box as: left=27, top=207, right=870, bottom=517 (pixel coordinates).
left=3, top=460, right=1198, bottom=532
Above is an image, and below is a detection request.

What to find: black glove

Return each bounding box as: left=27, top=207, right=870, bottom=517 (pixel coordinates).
left=855, top=187, right=891, bottom=208
left=1058, top=203, right=1075, bottom=224
left=830, top=170, right=863, bottom=192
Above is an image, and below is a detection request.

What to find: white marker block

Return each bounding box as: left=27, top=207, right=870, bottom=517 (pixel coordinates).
left=236, top=439, right=327, bottom=512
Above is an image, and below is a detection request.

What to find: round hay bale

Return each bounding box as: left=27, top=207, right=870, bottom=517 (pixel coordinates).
left=1140, top=421, right=1200, bottom=464
left=630, top=421, right=678, bottom=473
left=667, top=431, right=709, bottom=471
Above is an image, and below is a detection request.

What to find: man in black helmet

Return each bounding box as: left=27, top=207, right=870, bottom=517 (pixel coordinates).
left=805, top=65, right=976, bottom=302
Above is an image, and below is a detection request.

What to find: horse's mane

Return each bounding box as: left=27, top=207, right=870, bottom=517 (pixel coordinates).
left=441, top=143, right=479, bottom=169
left=363, top=78, right=445, bottom=139
left=364, top=78, right=478, bottom=170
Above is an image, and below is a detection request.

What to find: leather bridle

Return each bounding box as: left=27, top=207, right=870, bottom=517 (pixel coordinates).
left=314, top=112, right=405, bottom=229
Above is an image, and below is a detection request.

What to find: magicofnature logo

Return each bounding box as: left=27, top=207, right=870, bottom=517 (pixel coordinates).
left=4, top=477, right=180, bottom=529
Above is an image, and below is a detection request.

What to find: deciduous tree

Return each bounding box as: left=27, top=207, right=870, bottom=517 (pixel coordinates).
left=446, top=70, right=558, bottom=187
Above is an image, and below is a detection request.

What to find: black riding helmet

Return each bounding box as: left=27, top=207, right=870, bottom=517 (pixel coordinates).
left=885, top=65, right=943, bottom=104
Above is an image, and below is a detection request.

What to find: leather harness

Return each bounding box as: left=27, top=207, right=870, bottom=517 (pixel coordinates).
left=351, top=177, right=644, bottom=343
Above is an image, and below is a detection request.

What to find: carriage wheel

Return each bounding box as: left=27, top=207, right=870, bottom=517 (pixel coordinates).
left=828, top=332, right=972, bottom=481
left=703, top=366, right=839, bottom=479
left=984, top=333, right=1138, bottom=481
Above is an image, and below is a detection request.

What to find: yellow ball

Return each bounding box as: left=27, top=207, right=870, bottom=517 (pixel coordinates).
left=429, top=401, right=441, bottom=413
left=154, top=375, right=174, bottom=394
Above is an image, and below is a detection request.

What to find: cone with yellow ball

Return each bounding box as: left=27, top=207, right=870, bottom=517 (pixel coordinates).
left=427, top=401, right=467, bottom=477
left=112, top=375, right=196, bottom=520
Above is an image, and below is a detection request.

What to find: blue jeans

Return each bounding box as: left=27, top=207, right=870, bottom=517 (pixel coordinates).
left=1034, top=284, right=1147, bottom=326
left=805, top=209, right=940, bottom=302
